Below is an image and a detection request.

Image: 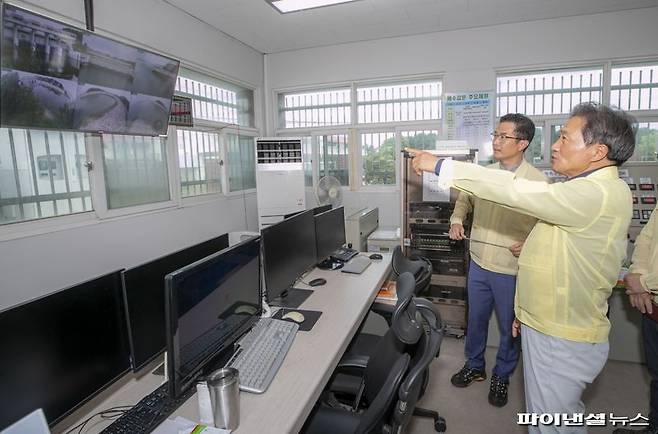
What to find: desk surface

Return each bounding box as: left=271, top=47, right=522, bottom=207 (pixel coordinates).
left=58, top=254, right=391, bottom=434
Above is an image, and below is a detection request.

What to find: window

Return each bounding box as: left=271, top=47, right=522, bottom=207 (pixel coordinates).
left=175, top=68, right=255, bottom=127
left=0, top=128, right=91, bottom=225
left=226, top=134, right=256, bottom=192
left=279, top=88, right=351, bottom=129
left=525, top=126, right=544, bottom=165
left=634, top=122, right=658, bottom=162
left=361, top=132, right=396, bottom=186
left=176, top=130, right=222, bottom=198
left=318, top=134, right=349, bottom=186
left=400, top=130, right=439, bottom=150
left=357, top=81, right=441, bottom=124
left=611, top=64, right=658, bottom=111
left=300, top=136, right=313, bottom=187
left=497, top=68, right=603, bottom=116
left=102, top=134, right=170, bottom=209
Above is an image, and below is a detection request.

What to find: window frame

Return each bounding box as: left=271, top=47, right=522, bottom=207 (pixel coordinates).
left=275, top=75, right=444, bottom=192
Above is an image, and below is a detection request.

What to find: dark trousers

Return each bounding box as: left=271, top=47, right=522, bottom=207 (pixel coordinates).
left=464, top=260, right=520, bottom=381
left=644, top=314, right=658, bottom=426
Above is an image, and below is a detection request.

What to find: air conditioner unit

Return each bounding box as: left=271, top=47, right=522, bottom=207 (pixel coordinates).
left=255, top=138, right=306, bottom=229
left=345, top=207, right=379, bottom=252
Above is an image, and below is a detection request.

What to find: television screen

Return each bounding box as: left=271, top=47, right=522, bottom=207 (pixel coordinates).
left=0, top=4, right=179, bottom=135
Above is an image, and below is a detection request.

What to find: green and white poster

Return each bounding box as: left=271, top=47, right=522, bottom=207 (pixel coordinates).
left=443, top=91, right=494, bottom=161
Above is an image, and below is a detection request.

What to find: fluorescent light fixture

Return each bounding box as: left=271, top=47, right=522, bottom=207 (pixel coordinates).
left=269, top=0, right=360, bottom=13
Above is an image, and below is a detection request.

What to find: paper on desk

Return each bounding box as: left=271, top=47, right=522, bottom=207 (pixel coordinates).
left=151, top=416, right=231, bottom=434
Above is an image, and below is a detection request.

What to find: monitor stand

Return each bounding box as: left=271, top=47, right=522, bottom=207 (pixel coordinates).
left=270, top=288, right=313, bottom=309
left=316, top=258, right=344, bottom=270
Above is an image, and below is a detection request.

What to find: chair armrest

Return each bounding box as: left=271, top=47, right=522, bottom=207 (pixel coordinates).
left=337, top=354, right=370, bottom=373
left=302, top=405, right=361, bottom=434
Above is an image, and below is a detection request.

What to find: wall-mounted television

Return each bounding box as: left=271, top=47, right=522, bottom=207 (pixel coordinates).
left=0, top=3, right=180, bottom=136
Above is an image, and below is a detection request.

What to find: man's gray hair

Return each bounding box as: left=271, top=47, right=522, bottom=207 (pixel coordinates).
left=570, top=103, right=637, bottom=166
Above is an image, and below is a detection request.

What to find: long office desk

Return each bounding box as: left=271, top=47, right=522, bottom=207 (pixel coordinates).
left=57, top=253, right=391, bottom=434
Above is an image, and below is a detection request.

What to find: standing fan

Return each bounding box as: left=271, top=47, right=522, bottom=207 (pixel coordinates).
left=315, top=176, right=343, bottom=207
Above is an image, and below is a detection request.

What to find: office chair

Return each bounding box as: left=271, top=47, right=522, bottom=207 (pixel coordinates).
left=391, top=245, right=433, bottom=295
left=302, top=273, right=422, bottom=434
left=370, top=246, right=433, bottom=327
left=391, top=297, right=446, bottom=433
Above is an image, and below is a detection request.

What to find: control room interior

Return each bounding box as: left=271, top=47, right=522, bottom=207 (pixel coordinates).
left=1, top=0, right=657, bottom=433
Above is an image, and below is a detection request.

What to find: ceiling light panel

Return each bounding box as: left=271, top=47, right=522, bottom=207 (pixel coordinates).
left=269, top=0, right=361, bottom=14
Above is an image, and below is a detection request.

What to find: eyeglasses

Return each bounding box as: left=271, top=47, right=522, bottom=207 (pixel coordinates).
left=490, top=132, right=523, bottom=141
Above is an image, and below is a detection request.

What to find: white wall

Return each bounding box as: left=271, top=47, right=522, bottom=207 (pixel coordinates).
left=270, top=7, right=658, bottom=228
left=0, top=0, right=263, bottom=310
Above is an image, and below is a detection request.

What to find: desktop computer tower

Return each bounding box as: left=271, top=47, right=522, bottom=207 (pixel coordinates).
left=401, top=146, right=478, bottom=337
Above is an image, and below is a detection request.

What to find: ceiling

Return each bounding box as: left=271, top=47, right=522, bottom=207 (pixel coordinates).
left=164, top=0, right=658, bottom=54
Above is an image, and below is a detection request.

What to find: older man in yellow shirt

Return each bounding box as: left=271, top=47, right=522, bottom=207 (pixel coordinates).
left=615, top=206, right=658, bottom=434
left=408, top=102, right=636, bottom=434
left=448, top=114, right=548, bottom=408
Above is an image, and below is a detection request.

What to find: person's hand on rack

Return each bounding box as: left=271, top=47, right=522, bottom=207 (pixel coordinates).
left=509, top=241, right=524, bottom=258
left=448, top=224, right=465, bottom=240
left=406, top=148, right=440, bottom=176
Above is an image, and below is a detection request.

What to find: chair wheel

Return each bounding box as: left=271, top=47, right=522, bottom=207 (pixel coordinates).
left=434, top=416, right=446, bottom=432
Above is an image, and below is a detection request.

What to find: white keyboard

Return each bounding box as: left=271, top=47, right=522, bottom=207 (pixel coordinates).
left=341, top=256, right=372, bottom=274
left=226, top=318, right=298, bottom=393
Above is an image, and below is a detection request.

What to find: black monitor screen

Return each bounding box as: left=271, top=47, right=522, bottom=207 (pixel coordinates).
left=315, top=206, right=346, bottom=260
left=313, top=204, right=331, bottom=215
left=262, top=210, right=317, bottom=302
left=165, top=237, right=261, bottom=398
left=122, top=234, right=229, bottom=371
left=0, top=272, right=129, bottom=429
left=0, top=4, right=180, bottom=135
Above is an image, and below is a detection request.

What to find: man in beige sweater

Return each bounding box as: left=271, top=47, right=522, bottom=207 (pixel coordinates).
left=448, top=113, right=548, bottom=407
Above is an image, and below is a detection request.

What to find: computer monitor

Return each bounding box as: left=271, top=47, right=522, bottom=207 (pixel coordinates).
left=313, top=204, right=332, bottom=215
left=283, top=205, right=331, bottom=220
left=165, top=236, right=261, bottom=399
left=261, top=209, right=318, bottom=308
left=121, top=234, right=229, bottom=372
left=315, top=206, right=346, bottom=261
left=0, top=272, right=130, bottom=429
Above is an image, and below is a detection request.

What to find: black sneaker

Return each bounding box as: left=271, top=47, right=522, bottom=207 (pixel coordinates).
left=488, top=374, right=509, bottom=407
left=450, top=364, right=486, bottom=387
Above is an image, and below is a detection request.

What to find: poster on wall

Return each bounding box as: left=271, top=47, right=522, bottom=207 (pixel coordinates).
left=442, top=91, right=494, bottom=162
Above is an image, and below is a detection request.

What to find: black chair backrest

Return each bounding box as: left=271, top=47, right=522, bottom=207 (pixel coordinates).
left=356, top=353, right=410, bottom=434
left=391, top=246, right=432, bottom=295
left=392, top=298, right=444, bottom=430
left=363, top=272, right=421, bottom=403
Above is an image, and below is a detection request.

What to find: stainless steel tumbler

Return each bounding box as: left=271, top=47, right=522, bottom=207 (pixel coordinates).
left=207, top=367, right=240, bottom=430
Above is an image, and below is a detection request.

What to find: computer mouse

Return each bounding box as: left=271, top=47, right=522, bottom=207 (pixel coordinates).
left=234, top=305, right=258, bottom=315
left=309, top=278, right=327, bottom=287
left=282, top=311, right=305, bottom=324
left=369, top=253, right=383, bottom=260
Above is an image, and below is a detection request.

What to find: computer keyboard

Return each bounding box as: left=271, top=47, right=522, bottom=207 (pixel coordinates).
left=227, top=317, right=298, bottom=393
left=341, top=255, right=372, bottom=274
left=331, top=247, right=358, bottom=262
left=100, top=382, right=195, bottom=434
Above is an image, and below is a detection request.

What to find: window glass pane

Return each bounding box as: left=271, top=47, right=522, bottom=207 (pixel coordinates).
left=357, top=81, right=442, bottom=124
left=279, top=88, right=351, bottom=129
left=175, top=68, right=254, bottom=127
left=318, top=134, right=349, bottom=186
left=400, top=130, right=439, bottom=150
left=361, top=131, right=396, bottom=186
left=632, top=122, right=658, bottom=162
left=525, top=126, right=544, bottom=165
left=301, top=136, right=313, bottom=187
left=551, top=124, right=562, bottom=146
left=0, top=127, right=91, bottom=225
left=610, top=64, right=658, bottom=111
left=497, top=68, right=603, bottom=116
left=103, top=134, right=170, bottom=208
left=176, top=129, right=222, bottom=198
left=226, top=134, right=256, bottom=192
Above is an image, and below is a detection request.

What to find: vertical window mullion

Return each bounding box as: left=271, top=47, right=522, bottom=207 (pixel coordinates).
left=8, top=129, right=25, bottom=220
